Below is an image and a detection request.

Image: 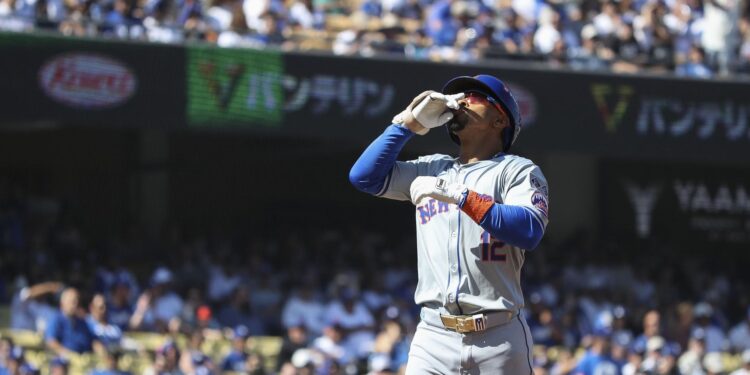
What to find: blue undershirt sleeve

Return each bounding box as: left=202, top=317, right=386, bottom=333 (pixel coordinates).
left=478, top=204, right=545, bottom=250
left=349, top=124, right=414, bottom=195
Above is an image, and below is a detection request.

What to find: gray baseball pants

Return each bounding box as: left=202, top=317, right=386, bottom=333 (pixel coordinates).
left=405, top=311, right=534, bottom=375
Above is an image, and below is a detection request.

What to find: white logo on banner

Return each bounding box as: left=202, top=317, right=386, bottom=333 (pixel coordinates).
left=624, top=182, right=661, bottom=238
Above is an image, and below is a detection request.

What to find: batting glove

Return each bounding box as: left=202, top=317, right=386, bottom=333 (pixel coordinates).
left=410, top=176, right=468, bottom=206
left=393, top=92, right=464, bottom=135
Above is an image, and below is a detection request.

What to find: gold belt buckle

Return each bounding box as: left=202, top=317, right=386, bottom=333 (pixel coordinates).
left=455, top=314, right=488, bottom=333
left=455, top=316, right=473, bottom=333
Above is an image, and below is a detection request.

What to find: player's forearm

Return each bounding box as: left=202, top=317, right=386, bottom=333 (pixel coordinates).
left=460, top=192, right=544, bottom=250
left=349, top=124, right=414, bottom=194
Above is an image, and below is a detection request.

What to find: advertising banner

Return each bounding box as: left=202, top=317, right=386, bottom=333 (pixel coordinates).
left=0, top=32, right=185, bottom=127
left=2, top=32, right=749, bottom=163
left=187, top=46, right=283, bottom=127
left=600, top=160, right=750, bottom=248
left=186, top=49, right=406, bottom=140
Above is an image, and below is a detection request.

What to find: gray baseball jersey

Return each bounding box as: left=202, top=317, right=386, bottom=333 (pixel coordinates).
left=376, top=153, right=549, bottom=315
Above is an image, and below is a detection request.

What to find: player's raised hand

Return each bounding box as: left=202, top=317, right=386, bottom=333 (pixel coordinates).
left=412, top=92, right=464, bottom=130
left=410, top=176, right=468, bottom=206
left=393, top=91, right=464, bottom=135
left=392, top=90, right=432, bottom=135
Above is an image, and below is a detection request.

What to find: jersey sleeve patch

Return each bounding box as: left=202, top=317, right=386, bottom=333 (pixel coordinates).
left=530, top=174, right=548, bottom=196
left=531, top=191, right=549, bottom=217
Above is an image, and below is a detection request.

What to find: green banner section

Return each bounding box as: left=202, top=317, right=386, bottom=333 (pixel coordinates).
left=187, top=45, right=283, bottom=127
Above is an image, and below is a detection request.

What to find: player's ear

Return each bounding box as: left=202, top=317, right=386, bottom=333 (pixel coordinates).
left=491, top=113, right=506, bottom=130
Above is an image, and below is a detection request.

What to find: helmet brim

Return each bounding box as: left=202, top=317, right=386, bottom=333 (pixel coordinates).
left=442, top=76, right=501, bottom=102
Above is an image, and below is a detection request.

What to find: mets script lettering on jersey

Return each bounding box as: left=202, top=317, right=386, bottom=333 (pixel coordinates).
left=416, top=199, right=455, bottom=224
left=377, top=153, right=549, bottom=315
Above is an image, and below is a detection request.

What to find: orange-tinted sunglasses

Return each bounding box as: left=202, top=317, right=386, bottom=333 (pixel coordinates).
left=464, top=91, right=506, bottom=117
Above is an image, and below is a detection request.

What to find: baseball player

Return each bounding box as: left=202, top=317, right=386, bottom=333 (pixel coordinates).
left=349, top=74, right=549, bottom=374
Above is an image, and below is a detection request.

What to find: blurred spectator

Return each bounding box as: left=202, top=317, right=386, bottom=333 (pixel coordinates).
left=669, top=302, right=695, bottom=351
left=0, top=337, right=11, bottom=369
left=86, top=294, right=123, bottom=351
left=249, top=276, right=283, bottom=333
left=183, top=352, right=215, bottom=375
left=0, top=346, right=38, bottom=375
left=361, top=275, right=392, bottom=314
left=572, top=329, right=620, bottom=375
left=216, top=4, right=259, bottom=48
left=324, top=287, right=375, bottom=360
left=9, top=281, right=61, bottom=332
left=142, top=3, right=184, bottom=43
left=287, top=0, right=318, bottom=29
left=244, top=352, right=265, bottom=375
left=311, top=324, right=349, bottom=367
left=143, top=341, right=181, bottom=375
left=242, top=0, right=283, bottom=33
left=533, top=7, right=562, bottom=56
left=701, top=0, right=738, bottom=74
left=640, top=336, right=676, bottom=374
left=179, top=330, right=216, bottom=374
left=738, top=17, right=750, bottom=73
left=216, top=286, right=263, bottom=335
left=550, top=348, right=578, bottom=375
left=369, top=313, right=409, bottom=374
left=49, top=357, right=69, bottom=375
left=424, top=0, right=459, bottom=47
left=729, top=307, right=750, bottom=352
left=611, top=306, right=634, bottom=348
left=529, top=306, right=562, bottom=347
left=281, top=285, right=325, bottom=336
left=392, top=0, right=422, bottom=20
left=633, top=310, right=678, bottom=355
left=205, top=0, right=235, bottom=33
left=45, top=288, right=101, bottom=356
left=175, top=0, right=202, bottom=33
left=127, top=290, right=149, bottom=331
left=678, top=329, right=707, bottom=375
left=610, top=23, right=646, bottom=72
left=568, top=25, right=610, bottom=71
left=676, top=45, right=713, bottom=78
left=692, top=302, right=729, bottom=353
left=276, top=325, right=309, bottom=372
left=207, top=260, right=241, bottom=303
left=179, top=287, right=206, bottom=328
left=139, top=268, right=185, bottom=332
left=282, top=348, right=319, bottom=374
left=593, top=1, right=620, bottom=38
left=220, top=325, right=251, bottom=372
left=359, top=0, right=381, bottom=18
left=250, top=10, right=288, bottom=47
left=106, top=278, right=135, bottom=332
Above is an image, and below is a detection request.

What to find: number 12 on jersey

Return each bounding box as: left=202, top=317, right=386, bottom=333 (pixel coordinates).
left=480, top=230, right=507, bottom=262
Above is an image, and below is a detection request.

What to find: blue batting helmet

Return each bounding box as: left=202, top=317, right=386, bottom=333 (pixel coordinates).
left=442, top=74, right=522, bottom=152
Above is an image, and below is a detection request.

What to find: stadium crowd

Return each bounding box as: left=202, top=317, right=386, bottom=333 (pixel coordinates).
left=1, top=180, right=750, bottom=375
left=1, top=0, right=750, bottom=76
